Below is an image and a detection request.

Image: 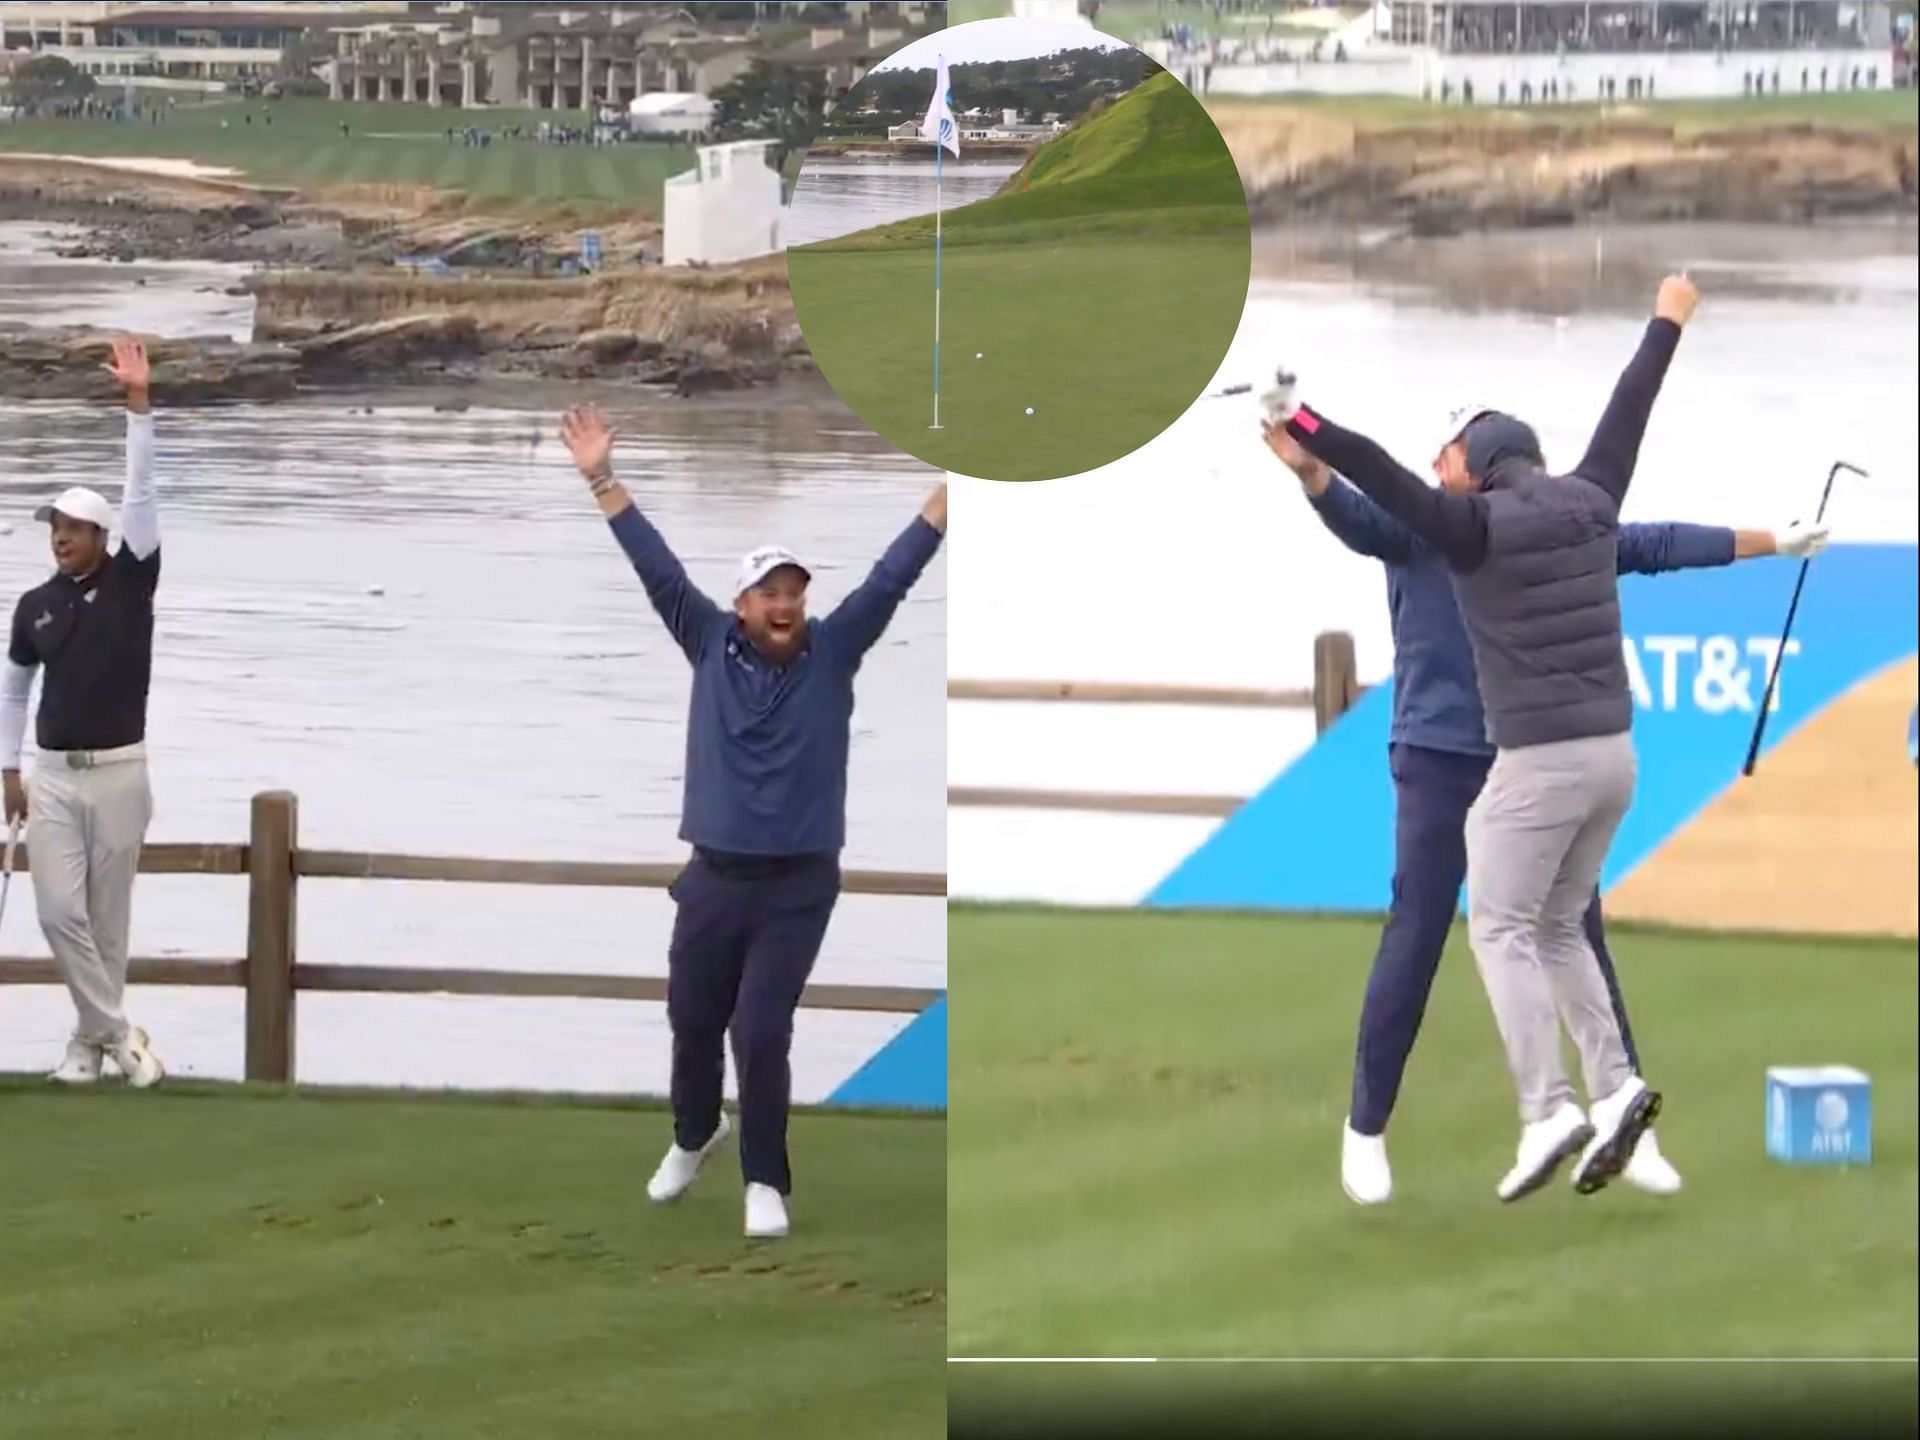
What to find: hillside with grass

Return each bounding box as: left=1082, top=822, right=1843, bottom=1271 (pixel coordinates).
left=796, top=72, right=1248, bottom=252
left=784, top=65, right=1249, bottom=479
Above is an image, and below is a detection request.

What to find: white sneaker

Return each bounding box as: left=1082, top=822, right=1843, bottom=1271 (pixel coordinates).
left=646, top=1111, right=731, bottom=1204
left=1497, top=1101, right=1595, bottom=1203
left=110, top=1027, right=165, bottom=1089
left=744, top=1182, right=789, bottom=1239
left=1341, top=1121, right=1392, bottom=1206
left=1572, top=1075, right=1663, bottom=1196
left=48, top=1038, right=104, bottom=1085
left=1621, top=1128, right=1682, bottom=1196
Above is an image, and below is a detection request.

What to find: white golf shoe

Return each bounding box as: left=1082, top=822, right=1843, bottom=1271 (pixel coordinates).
left=48, top=1038, right=104, bottom=1085
left=1341, top=1121, right=1392, bottom=1206
left=1497, top=1101, right=1595, bottom=1203
left=1572, top=1076, right=1663, bottom=1196
left=744, top=1182, right=789, bottom=1240
left=109, top=1027, right=165, bottom=1089
left=646, top=1111, right=731, bottom=1204
left=1621, top=1127, right=1682, bottom=1196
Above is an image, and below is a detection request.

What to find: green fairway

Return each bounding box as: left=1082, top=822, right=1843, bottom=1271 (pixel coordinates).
left=788, top=72, right=1249, bottom=482
left=0, top=98, right=694, bottom=216
left=948, top=907, right=1918, bottom=1379
left=1209, top=87, right=1920, bottom=137
left=0, top=1083, right=943, bottom=1440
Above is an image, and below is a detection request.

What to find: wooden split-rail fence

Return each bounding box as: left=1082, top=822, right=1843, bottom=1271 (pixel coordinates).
left=0, top=792, right=944, bottom=1082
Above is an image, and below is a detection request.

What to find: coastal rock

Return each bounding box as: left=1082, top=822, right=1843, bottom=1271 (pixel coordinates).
left=0, top=324, right=300, bottom=402
left=291, top=313, right=483, bottom=370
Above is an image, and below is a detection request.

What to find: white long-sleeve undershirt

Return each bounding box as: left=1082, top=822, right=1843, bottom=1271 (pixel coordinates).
left=1, top=660, right=32, bottom=771
left=121, top=409, right=158, bottom=560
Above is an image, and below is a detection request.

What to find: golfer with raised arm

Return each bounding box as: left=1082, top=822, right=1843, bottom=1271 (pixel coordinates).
left=560, top=404, right=946, bottom=1240
left=1266, top=392, right=1827, bottom=1206
left=1274, top=276, right=1700, bottom=1202
left=3, top=336, right=166, bottom=1089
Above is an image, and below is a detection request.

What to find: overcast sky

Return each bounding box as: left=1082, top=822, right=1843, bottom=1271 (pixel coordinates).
left=872, top=17, right=1134, bottom=74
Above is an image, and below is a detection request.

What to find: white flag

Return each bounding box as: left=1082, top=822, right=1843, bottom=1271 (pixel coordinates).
left=918, top=54, right=959, bottom=158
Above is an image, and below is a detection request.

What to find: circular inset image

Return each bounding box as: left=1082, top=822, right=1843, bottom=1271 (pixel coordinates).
left=786, top=16, right=1250, bottom=482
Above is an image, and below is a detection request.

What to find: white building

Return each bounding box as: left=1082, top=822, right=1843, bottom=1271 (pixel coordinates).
left=1012, top=0, right=1090, bottom=24
left=663, top=139, right=784, bottom=267
left=0, top=2, right=407, bottom=94
left=1154, top=0, right=1901, bottom=100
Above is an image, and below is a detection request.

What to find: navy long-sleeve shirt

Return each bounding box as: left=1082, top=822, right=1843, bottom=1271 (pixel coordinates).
left=609, top=504, right=943, bottom=856
left=1308, top=478, right=1735, bottom=756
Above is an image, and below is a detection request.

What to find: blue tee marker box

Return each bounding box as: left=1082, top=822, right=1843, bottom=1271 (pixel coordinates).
left=1766, top=1066, right=1873, bottom=1165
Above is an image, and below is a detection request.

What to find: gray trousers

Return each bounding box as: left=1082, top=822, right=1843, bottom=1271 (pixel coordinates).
left=27, top=752, right=152, bottom=1046
left=1464, top=731, right=1636, bottom=1123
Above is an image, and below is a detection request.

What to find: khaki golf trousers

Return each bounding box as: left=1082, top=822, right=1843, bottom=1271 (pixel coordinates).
left=1464, top=731, right=1637, bottom=1124
left=27, top=747, right=152, bottom=1045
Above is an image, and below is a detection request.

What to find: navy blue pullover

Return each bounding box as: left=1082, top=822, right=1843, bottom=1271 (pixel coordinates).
left=609, top=505, right=942, bottom=856
left=1308, top=480, right=1735, bottom=756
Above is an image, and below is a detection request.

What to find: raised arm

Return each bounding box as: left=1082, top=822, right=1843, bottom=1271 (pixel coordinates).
left=108, top=337, right=159, bottom=563
left=1262, top=422, right=1417, bottom=562
left=1272, top=412, right=1490, bottom=570
left=818, top=484, right=946, bottom=671
left=561, top=405, right=722, bottom=663
left=1571, top=277, right=1694, bottom=506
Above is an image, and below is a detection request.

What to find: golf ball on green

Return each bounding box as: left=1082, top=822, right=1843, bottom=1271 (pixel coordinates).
left=1025, top=407, right=1034, bottom=415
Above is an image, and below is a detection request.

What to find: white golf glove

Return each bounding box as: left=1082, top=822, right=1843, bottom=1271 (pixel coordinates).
left=1777, top=521, right=1830, bottom=559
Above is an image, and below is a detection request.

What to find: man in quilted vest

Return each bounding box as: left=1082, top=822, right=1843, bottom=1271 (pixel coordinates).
left=1275, top=275, right=1700, bottom=1203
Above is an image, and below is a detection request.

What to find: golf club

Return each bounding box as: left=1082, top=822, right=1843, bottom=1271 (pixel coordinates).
left=1741, top=459, right=1867, bottom=777
left=0, top=817, right=21, bottom=938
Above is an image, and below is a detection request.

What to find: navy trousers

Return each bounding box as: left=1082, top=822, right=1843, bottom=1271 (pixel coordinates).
left=666, top=851, right=841, bottom=1194
left=1348, top=743, right=1642, bottom=1137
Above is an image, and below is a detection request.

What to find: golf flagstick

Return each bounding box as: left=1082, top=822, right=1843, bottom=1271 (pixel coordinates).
left=931, top=136, right=943, bottom=430
left=919, top=54, right=955, bottom=431
left=1740, top=459, right=1866, bottom=777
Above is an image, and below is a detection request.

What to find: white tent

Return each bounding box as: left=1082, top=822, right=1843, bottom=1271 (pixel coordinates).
left=628, top=91, right=718, bottom=137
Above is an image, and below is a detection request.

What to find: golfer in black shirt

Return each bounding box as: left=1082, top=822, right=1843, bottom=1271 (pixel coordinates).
left=2, top=337, right=165, bottom=1088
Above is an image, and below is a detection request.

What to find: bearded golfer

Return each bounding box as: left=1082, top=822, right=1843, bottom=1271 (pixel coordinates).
left=1274, top=275, right=1699, bottom=1202
left=560, top=404, right=945, bottom=1240
left=2, top=336, right=165, bottom=1088
left=1265, top=398, right=1828, bottom=1206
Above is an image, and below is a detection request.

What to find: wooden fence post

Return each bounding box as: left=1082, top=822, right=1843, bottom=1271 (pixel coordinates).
left=1312, top=630, right=1359, bottom=734
left=245, top=791, right=298, bottom=1083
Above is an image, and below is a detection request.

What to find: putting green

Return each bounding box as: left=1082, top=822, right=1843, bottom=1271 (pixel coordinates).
left=947, top=906, right=1917, bottom=1426
left=0, top=1083, right=943, bottom=1439
left=789, top=72, right=1250, bottom=482
left=0, top=98, right=693, bottom=218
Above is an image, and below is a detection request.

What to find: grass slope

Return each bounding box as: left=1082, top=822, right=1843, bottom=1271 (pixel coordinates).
left=788, top=72, right=1249, bottom=481
left=1209, top=87, right=1920, bottom=137
left=0, top=98, right=693, bottom=217
left=0, top=1083, right=944, bottom=1440
left=947, top=907, right=1917, bottom=1424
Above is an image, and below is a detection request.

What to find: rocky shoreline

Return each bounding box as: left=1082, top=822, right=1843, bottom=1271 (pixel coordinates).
left=0, top=157, right=808, bottom=403
left=1210, top=109, right=1919, bottom=233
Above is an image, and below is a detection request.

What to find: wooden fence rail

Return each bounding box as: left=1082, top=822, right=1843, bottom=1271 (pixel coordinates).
left=948, top=629, right=1365, bottom=816
left=0, top=792, right=945, bottom=1083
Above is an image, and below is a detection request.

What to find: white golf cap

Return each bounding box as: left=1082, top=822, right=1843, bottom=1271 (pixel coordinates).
left=735, top=544, right=809, bottom=598
left=33, top=487, right=114, bottom=531
left=1433, top=402, right=1498, bottom=461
